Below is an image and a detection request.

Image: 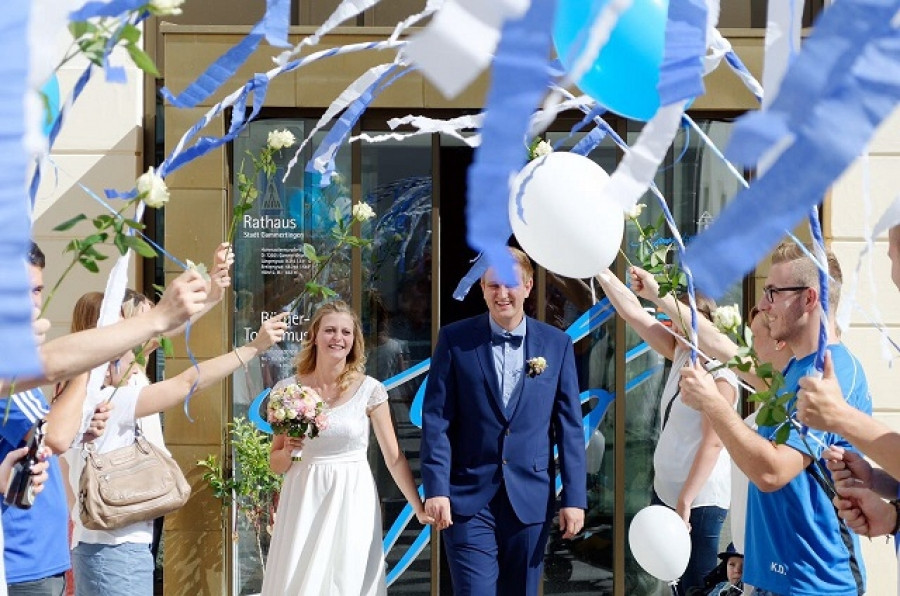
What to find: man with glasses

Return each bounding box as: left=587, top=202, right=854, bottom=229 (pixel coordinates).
left=679, top=241, right=870, bottom=596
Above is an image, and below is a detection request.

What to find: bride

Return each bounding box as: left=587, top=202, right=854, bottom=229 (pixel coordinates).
left=261, top=301, right=432, bottom=595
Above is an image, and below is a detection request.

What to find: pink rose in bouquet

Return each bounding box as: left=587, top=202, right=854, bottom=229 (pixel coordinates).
left=266, top=384, right=328, bottom=439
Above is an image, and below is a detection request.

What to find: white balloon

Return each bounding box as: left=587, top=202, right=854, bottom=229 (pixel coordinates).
left=509, top=152, right=624, bottom=279
left=628, top=505, right=691, bottom=583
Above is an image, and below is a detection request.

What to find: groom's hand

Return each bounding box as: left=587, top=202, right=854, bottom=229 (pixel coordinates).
left=559, top=507, right=584, bottom=540
left=425, top=496, right=453, bottom=530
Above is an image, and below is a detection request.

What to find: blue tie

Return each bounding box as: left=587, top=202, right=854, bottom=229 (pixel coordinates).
left=492, top=332, right=523, bottom=348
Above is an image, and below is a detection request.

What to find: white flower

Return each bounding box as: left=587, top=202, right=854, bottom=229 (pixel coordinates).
left=624, top=203, right=645, bottom=219
left=352, top=202, right=375, bottom=222
left=531, top=140, right=553, bottom=158
left=527, top=356, right=547, bottom=377
left=713, top=304, right=742, bottom=335
left=136, top=167, right=170, bottom=208
left=267, top=129, right=296, bottom=151
left=148, top=0, right=185, bottom=16
left=185, top=259, right=210, bottom=281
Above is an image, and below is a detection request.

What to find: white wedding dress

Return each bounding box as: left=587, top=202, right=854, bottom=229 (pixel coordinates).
left=261, top=376, right=389, bottom=596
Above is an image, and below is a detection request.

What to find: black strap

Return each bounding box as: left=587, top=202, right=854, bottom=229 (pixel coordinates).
left=807, top=461, right=865, bottom=595
left=662, top=390, right=679, bottom=431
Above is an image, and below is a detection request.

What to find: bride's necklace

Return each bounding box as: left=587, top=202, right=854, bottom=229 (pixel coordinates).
left=314, top=373, right=341, bottom=404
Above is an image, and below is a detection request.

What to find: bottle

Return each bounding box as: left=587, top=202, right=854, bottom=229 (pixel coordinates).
left=4, top=419, right=45, bottom=509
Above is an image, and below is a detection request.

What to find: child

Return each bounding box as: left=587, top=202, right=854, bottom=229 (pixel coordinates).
left=707, top=543, right=743, bottom=596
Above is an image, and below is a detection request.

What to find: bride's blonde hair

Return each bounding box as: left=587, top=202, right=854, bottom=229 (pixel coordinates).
left=294, top=301, right=366, bottom=391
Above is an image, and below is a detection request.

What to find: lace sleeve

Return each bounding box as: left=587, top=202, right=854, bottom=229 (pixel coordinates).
left=366, top=379, right=390, bottom=412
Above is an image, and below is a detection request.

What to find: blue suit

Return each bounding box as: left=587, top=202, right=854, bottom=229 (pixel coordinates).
left=421, top=313, right=586, bottom=594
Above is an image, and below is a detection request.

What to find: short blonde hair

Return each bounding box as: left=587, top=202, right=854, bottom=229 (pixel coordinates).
left=771, top=241, right=842, bottom=310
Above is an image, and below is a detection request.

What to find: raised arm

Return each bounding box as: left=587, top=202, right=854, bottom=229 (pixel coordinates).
left=165, top=243, right=234, bottom=338
left=630, top=266, right=767, bottom=391
left=12, top=270, right=209, bottom=395
left=43, top=373, right=89, bottom=454
left=134, top=312, right=288, bottom=418
left=596, top=269, right=677, bottom=360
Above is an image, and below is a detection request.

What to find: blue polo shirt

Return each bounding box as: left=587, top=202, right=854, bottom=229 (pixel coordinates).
left=0, top=389, right=70, bottom=584
left=745, top=344, right=869, bottom=595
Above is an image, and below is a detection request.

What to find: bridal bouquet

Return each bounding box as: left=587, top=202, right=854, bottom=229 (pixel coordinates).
left=267, top=384, right=329, bottom=438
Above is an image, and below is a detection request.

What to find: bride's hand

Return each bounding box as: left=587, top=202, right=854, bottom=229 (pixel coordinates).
left=415, top=510, right=436, bottom=526
left=283, top=436, right=304, bottom=452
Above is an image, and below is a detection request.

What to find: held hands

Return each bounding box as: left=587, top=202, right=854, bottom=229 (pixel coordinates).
left=823, top=446, right=893, bottom=537
left=154, top=269, right=209, bottom=333
left=249, top=312, right=289, bottom=352
left=281, top=436, right=305, bottom=454
left=559, top=507, right=584, bottom=540
left=424, top=496, right=453, bottom=530
left=415, top=506, right=436, bottom=526
left=796, top=353, right=848, bottom=433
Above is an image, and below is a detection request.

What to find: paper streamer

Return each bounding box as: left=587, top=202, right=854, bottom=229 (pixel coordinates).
left=388, top=0, right=445, bottom=42
left=0, top=2, right=42, bottom=379
left=282, top=62, right=396, bottom=182
left=276, top=0, right=387, bottom=65
left=403, top=0, right=531, bottom=99
left=726, top=0, right=900, bottom=168
left=69, top=0, right=145, bottom=20
left=657, top=0, right=708, bottom=106
left=263, top=0, right=292, bottom=48
left=306, top=65, right=409, bottom=185
left=465, top=0, right=554, bottom=286
left=350, top=113, right=483, bottom=147
left=686, top=11, right=900, bottom=298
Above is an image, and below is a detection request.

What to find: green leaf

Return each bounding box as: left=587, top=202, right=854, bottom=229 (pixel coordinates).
left=125, top=44, right=159, bottom=77
left=78, top=257, right=99, bottom=273
left=54, top=214, right=87, bottom=231
left=122, top=235, right=158, bottom=258
left=123, top=218, right=145, bottom=230
left=120, top=24, right=142, bottom=45
left=69, top=21, right=90, bottom=40
left=160, top=336, right=174, bottom=358
left=770, top=407, right=788, bottom=423
left=302, top=243, right=318, bottom=262
left=774, top=424, right=791, bottom=445
left=114, top=233, right=127, bottom=255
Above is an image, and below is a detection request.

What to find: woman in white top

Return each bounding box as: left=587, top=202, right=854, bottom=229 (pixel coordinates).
left=597, top=269, right=738, bottom=596
left=66, top=309, right=287, bottom=596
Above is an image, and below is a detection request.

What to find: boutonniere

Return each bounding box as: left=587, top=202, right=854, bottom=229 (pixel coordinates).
left=527, top=356, right=547, bottom=377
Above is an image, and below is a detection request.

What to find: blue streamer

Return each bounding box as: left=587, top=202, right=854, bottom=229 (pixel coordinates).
left=657, top=0, right=708, bottom=106
left=69, top=0, right=145, bottom=20
left=160, top=21, right=266, bottom=109
left=725, top=0, right=900, bottom=167
left=466, top=0, right=556, bottom=286
left=569, top=126, right=608, bottom=157
left=451, top=254, right=489, bottom=301
left=808, top=209, right=829, bottom=373
left=685, top=20, right=900, bottom=298
left=551, top=104, right=607, bottom=152
left=182, top=320, right=201, bottom=422
left=306, top=65, right=406, bottom=185
left=264, top=0, right=292, bottom=48
left=0, top=3, right=42, bottom=378
left=724, top=50, right=763, bottom=103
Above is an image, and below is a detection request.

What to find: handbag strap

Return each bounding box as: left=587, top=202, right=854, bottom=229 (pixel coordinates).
left=661, top=390, right=679, bottom=431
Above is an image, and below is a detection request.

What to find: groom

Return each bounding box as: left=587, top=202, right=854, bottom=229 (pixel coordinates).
left=421, top=247, right=586, bottom=595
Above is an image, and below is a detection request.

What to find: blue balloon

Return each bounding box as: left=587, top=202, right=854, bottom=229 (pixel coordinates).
left=39, top=75, right=60, bottom=137
left=553, top=0, right=668, bottom=121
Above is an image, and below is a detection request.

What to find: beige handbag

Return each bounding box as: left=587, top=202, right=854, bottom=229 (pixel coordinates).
left=79, top=428, right=191, bottom=531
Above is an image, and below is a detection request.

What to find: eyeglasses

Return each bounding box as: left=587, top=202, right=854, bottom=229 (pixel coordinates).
left=762, top=285, right=809, bottom=304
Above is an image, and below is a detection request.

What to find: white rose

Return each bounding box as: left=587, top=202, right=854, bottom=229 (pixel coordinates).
left=136, top=167, right=170, bottom=208
left=624, top=203, right=645, bottom=219
left=352, top=202, right=375, bottom=222
left=267, top=129, right=296, bottom=150
left=713, top=304, right=742, bottom=334
left=149, top=0, right=185, bottom=16
left=532, top=140, right=553, bottom=158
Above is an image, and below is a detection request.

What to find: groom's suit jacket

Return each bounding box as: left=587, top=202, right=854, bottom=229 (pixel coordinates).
left=421, top=313, right=586, bottom=525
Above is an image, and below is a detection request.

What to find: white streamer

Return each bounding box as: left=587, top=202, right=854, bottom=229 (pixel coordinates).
left=402, top=0, right=531, bottom=99
left=275, top=0, right=385, bottom=65
left=282, top=62, right=396, bottom=182
left=389, top=0, right=446, bottom=42
left=350, top=113, right=483, bottom=147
